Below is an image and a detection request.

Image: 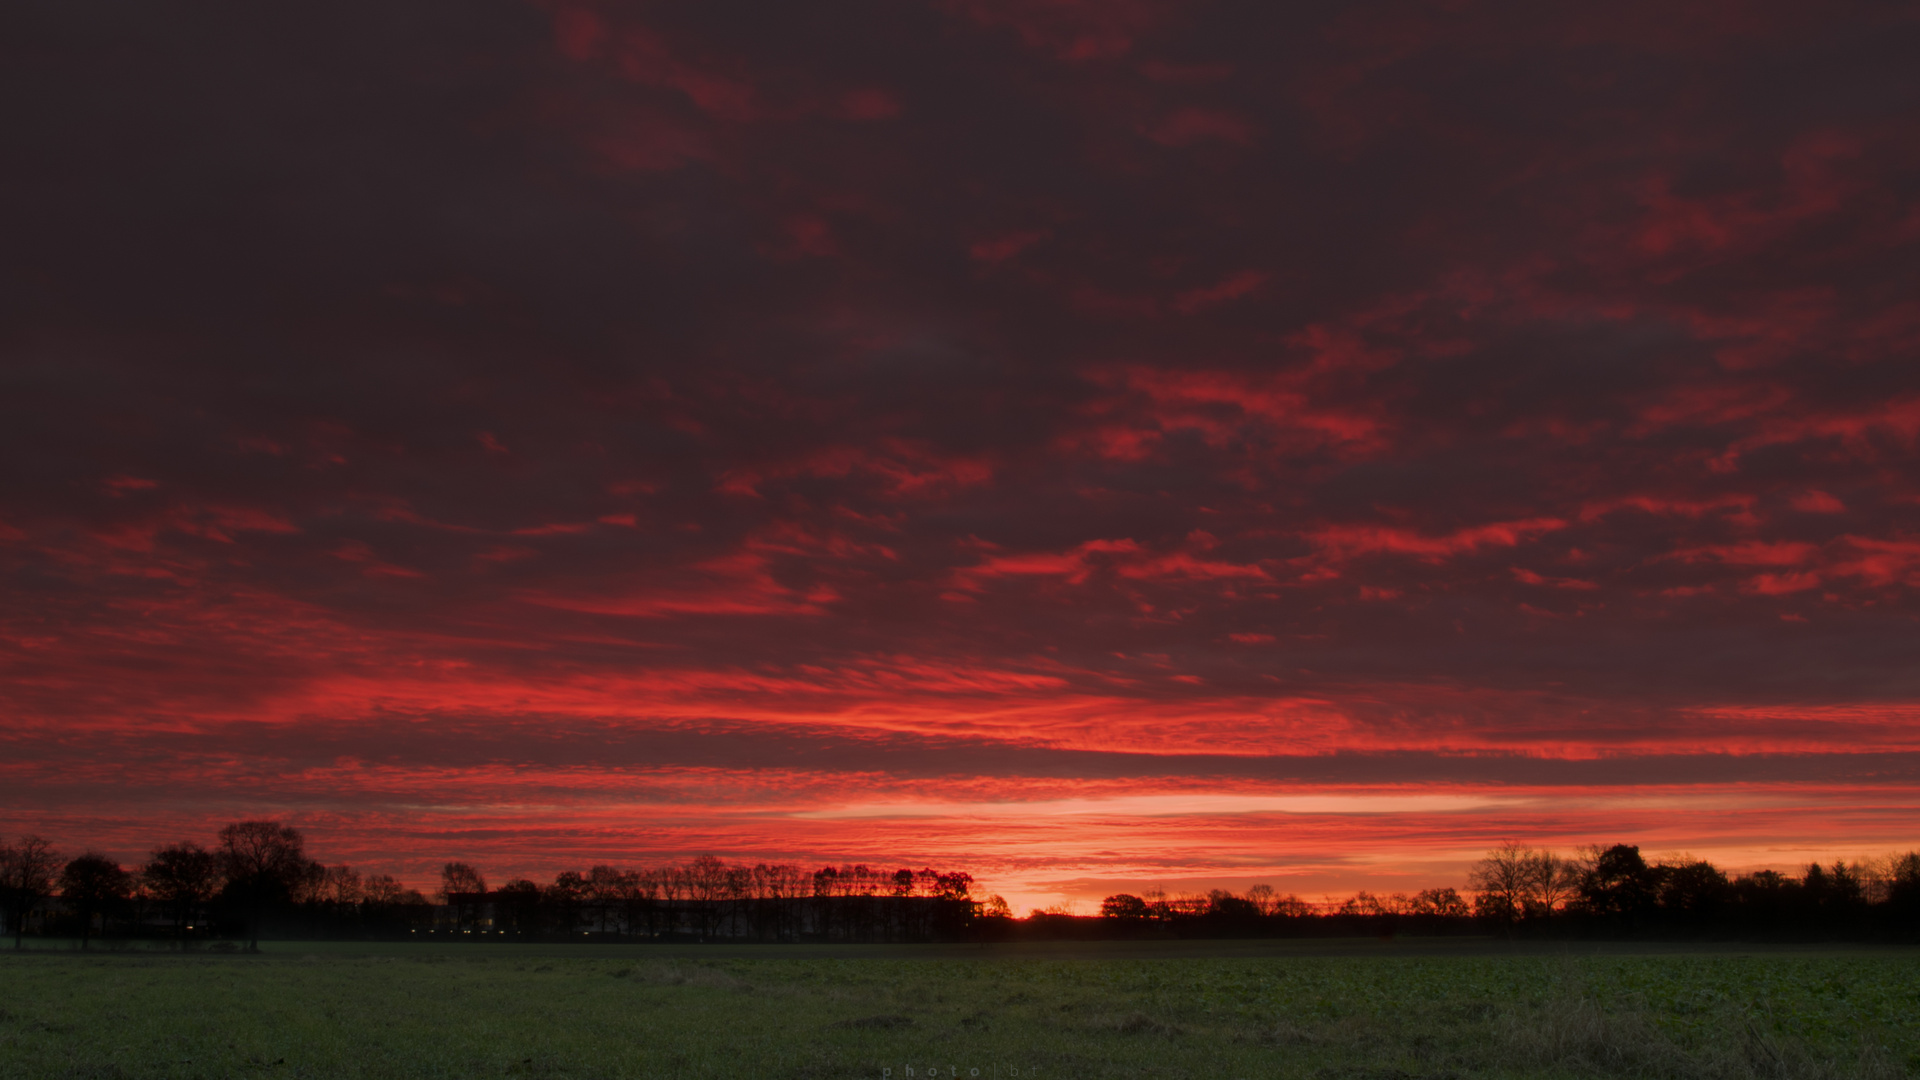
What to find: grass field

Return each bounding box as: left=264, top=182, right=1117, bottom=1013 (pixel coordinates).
left=1, top=940, right=1916, bottom=1079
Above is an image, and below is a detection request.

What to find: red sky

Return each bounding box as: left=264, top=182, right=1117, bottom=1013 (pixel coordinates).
left=4, top=0, right=1920, bottom=912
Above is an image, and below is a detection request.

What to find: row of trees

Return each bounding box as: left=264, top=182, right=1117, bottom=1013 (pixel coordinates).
left=435, top=855, right=980, bottom=943
left=1089, top=843, right=1920, bottom=939
left=12, top=826, right=1920, bottom=946
left=0, top=824, right=984, bottom=946
left=1463, top=841, right=1920, bottom=931
left=1098, top=884, right=1471, bottom=922
left=0, top=823, right=429, bottom=949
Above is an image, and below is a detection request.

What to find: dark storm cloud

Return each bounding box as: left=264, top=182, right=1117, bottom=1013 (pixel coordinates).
left=3, top=0, right=1920, bottom=882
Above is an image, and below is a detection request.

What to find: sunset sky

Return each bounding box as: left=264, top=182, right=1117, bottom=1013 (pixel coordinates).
left=4, top=1, right=1920, bottom=913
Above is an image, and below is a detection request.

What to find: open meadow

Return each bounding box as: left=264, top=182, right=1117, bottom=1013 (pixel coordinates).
left=1, top=940, right=1916, bottom=1080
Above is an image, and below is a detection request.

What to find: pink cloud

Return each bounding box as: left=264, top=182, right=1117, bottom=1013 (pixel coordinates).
left=1309, top=518, right=1567, bottom=562
left=720, top=441, right=993, bottom=498
left=1172, top=270, right=1269, bottom=313
left=1511, top=567, right=1599, bottom=590
left=951, top=538, right=1143, bottom=589
left=1670, top=540, right=1817, bottom=567
left=1081, top=365, right=1387, bottom=458
left=1790, top=490, right=1844, bottom=513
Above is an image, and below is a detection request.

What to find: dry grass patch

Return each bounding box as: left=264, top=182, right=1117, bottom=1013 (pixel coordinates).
left=1493, top=988, right=1907, bottom=1080
left=1090, top=1011, right=1185, bottom=1038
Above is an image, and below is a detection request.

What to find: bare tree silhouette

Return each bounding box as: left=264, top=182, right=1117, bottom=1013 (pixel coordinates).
left=217, top=820, right=309, bottom=951
left=439, top=861, right=486, bottom=898
left=362, top=873, right=408, bottom=905
left=1469, top=841, right=1580, bottom=922
left=1468, top=840, right=1537, bottom=922
left=439, top=862, right=488, bottom=934
left=0, top=836, right=61, bottom=949
left=683, top=855, right=727, bottom=940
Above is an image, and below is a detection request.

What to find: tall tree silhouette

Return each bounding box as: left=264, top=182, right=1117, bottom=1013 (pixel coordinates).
left=217, top=820, right=308, bottom=951
left=363, top=873, right=408, bottom=906
left=1468, top=841, right=1537, bottom=922
left=142, top=842, right=220, bottom=943
left=439, top=861, right=486, bottom=898
left=493, top=879, right=543, bottom=935
left=547, top=870, right=588, bottom=936
left=0, top=835, right=61, bottom=949
left=1410, top=887, right=1470, bottom=918
left=439, top=862, right=487, bottom=933
left=1885, top=853, right=1920, bottom=933
left=1578, top=844, right=1665, bottom=920
left=59, top=854, right=130, bottom=949
left=683, top=855, right=727, bottom=940
left=1658, top=860, right=1730, bottom=923
left=321, top=865, right=363, bottom=906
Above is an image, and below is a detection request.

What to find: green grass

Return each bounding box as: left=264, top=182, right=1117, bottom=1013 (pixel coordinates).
left=0, top=940, right=1916, bottom=1079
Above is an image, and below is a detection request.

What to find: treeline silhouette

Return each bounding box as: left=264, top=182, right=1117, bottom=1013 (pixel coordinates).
left=1081, top=842, right=1920, bottom=942
left=437, top=855, right=977, bottom=944
left=4, top=825, right=1917, bottom=947
left=0, top=822, right=977, bottom=947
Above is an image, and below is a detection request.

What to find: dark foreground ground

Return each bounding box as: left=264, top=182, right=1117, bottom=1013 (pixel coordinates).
left=1, top=939, right=1915, bottom=1079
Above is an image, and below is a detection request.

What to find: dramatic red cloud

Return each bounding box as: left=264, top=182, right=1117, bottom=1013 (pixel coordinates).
left=2, top=0, right=1919, bottom=908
